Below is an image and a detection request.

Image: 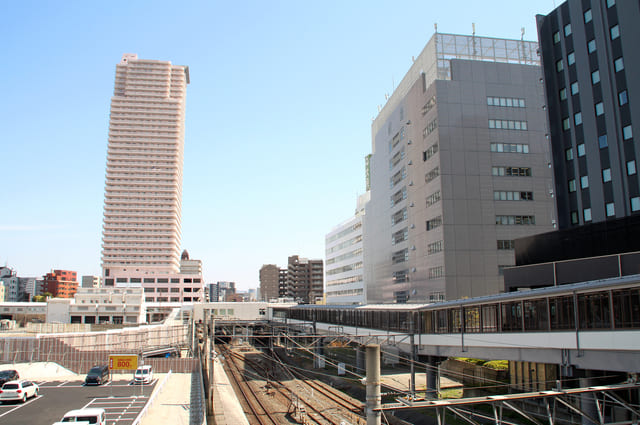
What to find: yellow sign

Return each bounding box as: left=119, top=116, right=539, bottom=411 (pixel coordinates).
left=109, top=354, right=138, bottom=371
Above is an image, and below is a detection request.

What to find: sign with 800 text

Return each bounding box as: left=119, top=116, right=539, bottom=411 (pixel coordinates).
left=109, top=354, right=138, bottom=371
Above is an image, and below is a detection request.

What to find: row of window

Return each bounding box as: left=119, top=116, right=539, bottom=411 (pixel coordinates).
left=428, top=266, right=444, bottom=280
left=390, top=187, right=407, bottom=207
left=494, top=191, right=533, bottom=201
left=490, top=143, right=529, bottom=154
left=427, top=240, right=443, bottom=255
left=489, top=120, right=528, bottom=130
left=392, top=228, right=408, bottom=245
left=326, top=234, right=362, bottom=255
left=390, top=147, right=405, bottom=170
left=426, top=190, right=441, bottom=207
left=425, top=167, right=440, bottom=184
left=390, top=167, right=406, bottom=188
left=391, top=207, right=408, bottom=226
left=326, top=275, right=363, bottom=287
left=426, top=216, right=442, bottom=231
left=497, top=240, right=515, bottom=250
left=392, top=249, right=409, bottom=264
left=392, top=270, right=409, bottom=283
left=325, top=262, right=363, bottom=276
left=492, top=166, right=532, bottom=177
left=423, top=142, right=439, bottom=162
left=423, top=119, right=438, bottom=138
left=495, top=215, right=536, bottom=225
left=326, top=248, right=363, bottom=265
left=487, top=97, right=525, bottom=108
left=113, top=277, right=201, bottom=283
left=326, top=288, right=364, bottom=298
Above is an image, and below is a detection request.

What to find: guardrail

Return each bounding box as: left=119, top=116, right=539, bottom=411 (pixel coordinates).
left=131, top=369, right=172, bottom=425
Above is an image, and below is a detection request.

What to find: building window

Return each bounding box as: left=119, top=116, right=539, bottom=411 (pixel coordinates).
left=566, top=148, right=574, bottom=161
left=489, top=119, right=528, bottom=130
left=492, top=166, right=531, bottom=177
left=603, top=168, right=612, bottom=183
left=584, top=208, right=592, bottom=222
left=390, top=167, right=406, bottom=188
left=427, top=240, right=443, bottom=255
left=495, top=215, right=536, bottom=225
left=606, top=203, right=615, bottom=217
left=553, top=31, right=560, bottom=44
left=569, top=179, right=577, bottom=192
left=428, top=266, right=444, bottom=280
left=392, top=248, right=409, bottom=264
left=567, top=52, right=575, bottom=66
left=610, top=24, right=620, bottom=40
left=426, top=190, right=441, bottom=207
left=627, top=160, right=636, bottom=176
left=425, top=166, right=440, bottom=183
left=595, top=102, right=604, bottom=116
left=592, top=70, right=600, bottom=85
left=574, top=112, right=582, bottom=125
left=423, top=142, right=439, bottom=162
left=392, top=270, right=409, bottom=284
left=577, top=143, right=586, bottom=157
left=564, top=23, right=572, bottom=37
left=490, top=143, right=529, bottom=153
left=571, top=211, right=579, bottom=224
left=391, top=207, right=408, bottom=225
left=559, top=88, right=567, bottom=100
left=571, top=82, right=579, bottom=95
left=584, top=9, right=592, bottom=23
left=631, top=197, right=640, bottom=212
left=580, top=176, right=589, bottom=189
left=487, top=97, right=525, bottom=107
left=588, top=39, right=596, bottom=53
left=563, top=118, right=570, bottom=131
left=599, top=134, right=608, bottom=149
left=619, top=90, right=628, bottom=106
left=623, top=126, right=633, bottom=140
left=426, top=215, right=443, bottom=231
left=497, top=240, right=515, bottom=250
left=493, top=191, right=533, bottom=201
left=614, top=57, right=624, bottom=72
left=556, top=59, right=564, bottom=72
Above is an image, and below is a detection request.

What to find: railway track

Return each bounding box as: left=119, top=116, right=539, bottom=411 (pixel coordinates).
left=219, top=344, right=280, bottom=425
left=220, top=343, right=365, bottom=424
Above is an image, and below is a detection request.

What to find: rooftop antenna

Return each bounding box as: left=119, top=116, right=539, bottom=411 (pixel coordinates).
left=472, top=23, right=477, bottom=57
left=434, top=23, right=438, bottom=34
left=521, top=27, right=527, bottom=63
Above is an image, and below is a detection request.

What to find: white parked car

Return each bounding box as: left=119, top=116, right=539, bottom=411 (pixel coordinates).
left=133, top=365, right=153, bottom=384
left=53, top=408, right=106, bottom=425
left=0, top=380, right=39, bottom=403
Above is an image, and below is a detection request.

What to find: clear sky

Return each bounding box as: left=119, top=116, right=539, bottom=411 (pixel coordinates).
left=1, top=0, right=557, bottom=291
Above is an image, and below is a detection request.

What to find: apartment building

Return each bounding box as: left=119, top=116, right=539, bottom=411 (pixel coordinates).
left=285, top=255, right=323, bottom=304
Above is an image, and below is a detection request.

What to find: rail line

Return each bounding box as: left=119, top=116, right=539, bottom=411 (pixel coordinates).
left=219, top=344, right=279, bottom=425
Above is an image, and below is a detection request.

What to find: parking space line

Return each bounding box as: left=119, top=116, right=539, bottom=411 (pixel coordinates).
left=0, top=396, right=40, bottom=418
left=56, top=381, right=70, bottom=387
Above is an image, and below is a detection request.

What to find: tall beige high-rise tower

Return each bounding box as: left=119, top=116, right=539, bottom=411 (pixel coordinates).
left=101, top=54, right=190, bottom=280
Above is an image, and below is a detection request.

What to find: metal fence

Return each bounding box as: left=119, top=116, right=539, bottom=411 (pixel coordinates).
left=0, top=324, right=188, bottom=374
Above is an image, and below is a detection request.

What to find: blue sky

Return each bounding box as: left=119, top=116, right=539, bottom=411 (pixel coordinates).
left=0, top=0, right=557, bottom=290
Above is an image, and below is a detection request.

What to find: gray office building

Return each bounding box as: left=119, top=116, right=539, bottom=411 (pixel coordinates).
left=364, top=33, right=557, bottom=303
left=537, top=0, right=639, bottom=228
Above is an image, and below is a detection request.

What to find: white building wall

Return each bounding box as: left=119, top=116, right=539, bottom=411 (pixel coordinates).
left=325, top=193, right=368, bottom=305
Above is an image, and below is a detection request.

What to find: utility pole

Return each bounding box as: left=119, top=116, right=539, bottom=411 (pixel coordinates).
left=366, top=344, right=381, bottom=425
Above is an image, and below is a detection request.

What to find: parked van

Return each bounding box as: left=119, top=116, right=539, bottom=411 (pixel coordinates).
left=53, top=408, right=106, bottom=424
left=84, top=365, right=109, bottom=385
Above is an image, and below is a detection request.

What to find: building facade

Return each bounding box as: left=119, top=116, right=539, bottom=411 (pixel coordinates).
left=259, top=264, right=281, bottom=302
left=81, top=275, right=101, bottom=288
left=364, top=33, right=557, bottom=303
left=537, top=0, right=640, bottom=228
left=101, top=53, right=190, bottom=280
left=285, top=255, right=323, bottom=304
left=43, top=270, right=79, bottom=299
left=325, top=192, right=368, bottom=305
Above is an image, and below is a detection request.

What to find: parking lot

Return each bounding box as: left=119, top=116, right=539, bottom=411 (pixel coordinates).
left=0, top=378, right=157, bottom=425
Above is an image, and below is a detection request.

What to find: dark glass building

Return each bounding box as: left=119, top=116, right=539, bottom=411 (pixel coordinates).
left=537, top=0, right=640, bottom=229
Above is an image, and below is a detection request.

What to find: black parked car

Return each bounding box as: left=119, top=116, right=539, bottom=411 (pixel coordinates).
left=84, top=365, right=109, bottom=385
left=0, top=370, right=19, bottom=387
